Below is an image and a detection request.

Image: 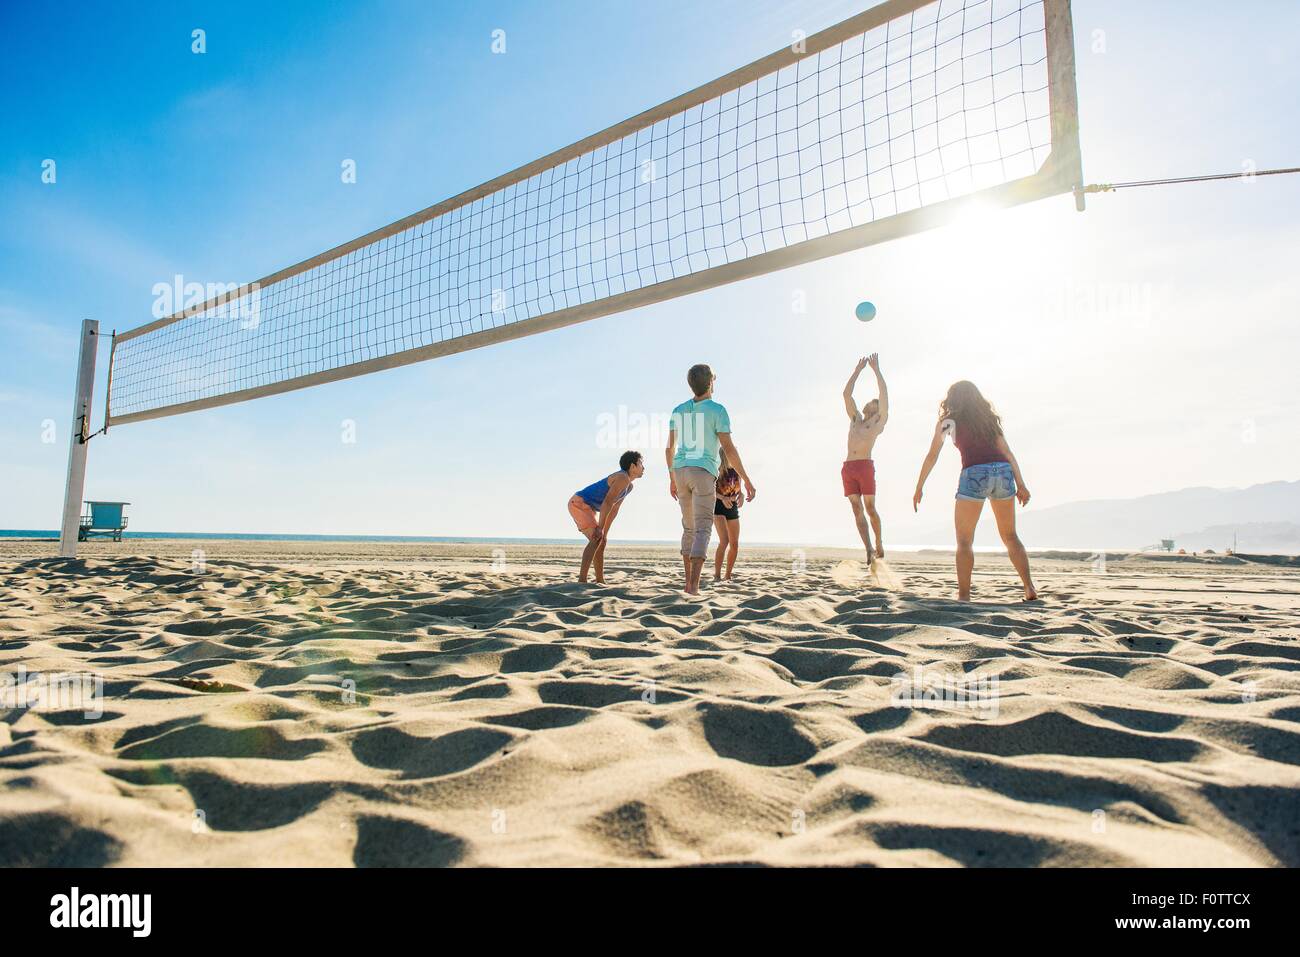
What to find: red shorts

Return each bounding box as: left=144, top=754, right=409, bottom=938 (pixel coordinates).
left=841, top=459, right=876, bottom=497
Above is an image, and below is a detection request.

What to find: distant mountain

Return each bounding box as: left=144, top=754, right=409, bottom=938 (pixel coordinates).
left=1172, top=522, right=1300, bottom=555
left=909, top=480, right=1300, bottom=554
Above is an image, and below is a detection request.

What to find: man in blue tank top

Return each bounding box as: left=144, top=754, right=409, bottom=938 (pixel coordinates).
left=665, top=364, right=756, bottom=594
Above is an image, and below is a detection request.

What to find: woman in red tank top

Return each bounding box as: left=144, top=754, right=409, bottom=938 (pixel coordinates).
left=912, top=381, right=1038, bottom=602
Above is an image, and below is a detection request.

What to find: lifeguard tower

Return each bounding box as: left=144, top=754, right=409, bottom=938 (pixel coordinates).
left=78, top=501, right=130, bottom=542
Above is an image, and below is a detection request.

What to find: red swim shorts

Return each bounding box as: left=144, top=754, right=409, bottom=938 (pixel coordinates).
left=841, top=459, right=876, bottom=497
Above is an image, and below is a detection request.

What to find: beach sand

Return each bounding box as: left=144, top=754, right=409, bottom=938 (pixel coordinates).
left=2, top=538, right=1298, bottom=867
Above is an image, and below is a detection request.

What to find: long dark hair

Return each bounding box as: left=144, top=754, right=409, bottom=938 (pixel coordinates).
left=939, top=381, right=1003, bottom=444
left=716, top=449, right=738, bottom=490
left=717, top=448, right=736, bottom=477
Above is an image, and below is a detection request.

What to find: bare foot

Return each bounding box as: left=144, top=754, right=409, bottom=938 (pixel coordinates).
left=866, top=550, right=876, bottom=565
left=876, top=545, right=885, bottom=559
left=1023, top=585, right=1039, bottom=601
left=956, top=591, right=972, bottom=602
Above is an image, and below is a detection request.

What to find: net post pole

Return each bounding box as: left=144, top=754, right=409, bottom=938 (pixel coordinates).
left=58, top=319, right=99, bottom=559
left=1044, top=0, right=1085, bottom=211
left=102, top=330, right=117, bottom=433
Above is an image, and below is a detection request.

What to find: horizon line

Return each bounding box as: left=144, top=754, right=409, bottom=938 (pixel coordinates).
left=0, top=529, right=1269, bottom=556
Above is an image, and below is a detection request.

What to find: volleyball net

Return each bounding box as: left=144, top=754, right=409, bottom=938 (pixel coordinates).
left=105, top=0, right=1081, bottom=426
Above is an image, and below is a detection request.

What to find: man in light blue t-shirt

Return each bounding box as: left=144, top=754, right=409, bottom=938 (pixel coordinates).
left=665, top=363, right=756, bottom=594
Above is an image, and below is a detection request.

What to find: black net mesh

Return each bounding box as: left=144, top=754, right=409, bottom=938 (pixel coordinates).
left=109, top=0, right=1054, bottom=421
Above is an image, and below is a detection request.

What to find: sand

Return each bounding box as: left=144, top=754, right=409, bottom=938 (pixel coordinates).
left=2, top=538, right=1298, bottom=867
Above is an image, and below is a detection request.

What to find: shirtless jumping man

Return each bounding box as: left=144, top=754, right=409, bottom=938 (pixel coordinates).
left=841, top=353, right=888, bottom=563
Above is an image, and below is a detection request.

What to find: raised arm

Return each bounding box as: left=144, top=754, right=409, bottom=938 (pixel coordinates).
left=913, top=419, right=947, bottom=511
left=995, top=434, right=1031, bottom=506
left=843, top=357, right=867, bottom=421
left=868, top=353, right=888, bottom=423
left=717, top=433, right=756, bottom=501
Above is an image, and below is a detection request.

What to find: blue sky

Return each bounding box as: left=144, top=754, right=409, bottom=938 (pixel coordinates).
left=3, top=0, right=1299, bottom=546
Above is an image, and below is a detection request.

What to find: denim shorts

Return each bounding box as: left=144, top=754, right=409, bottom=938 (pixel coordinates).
left=956, top=462, right=1016, bottom=501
